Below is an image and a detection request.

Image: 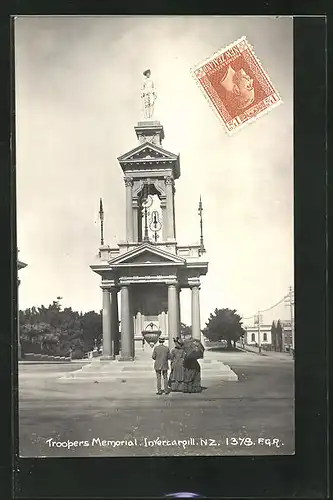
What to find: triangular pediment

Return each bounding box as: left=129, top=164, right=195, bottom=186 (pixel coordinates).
left=118, top=142, right=178, bottom=164
left=108, top=243, right=186, bottom=266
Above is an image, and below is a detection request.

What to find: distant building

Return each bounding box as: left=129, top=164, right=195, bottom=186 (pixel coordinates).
left=244, top=325, right=272, bottom=347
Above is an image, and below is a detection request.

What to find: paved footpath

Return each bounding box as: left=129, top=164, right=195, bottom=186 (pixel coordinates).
left=18, top=349, right=294, bottom=457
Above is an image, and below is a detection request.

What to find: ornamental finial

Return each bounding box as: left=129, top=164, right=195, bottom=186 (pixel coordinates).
left=198, top=195, right=206, bottom=255
left=99, top=198, right=104, bottom=246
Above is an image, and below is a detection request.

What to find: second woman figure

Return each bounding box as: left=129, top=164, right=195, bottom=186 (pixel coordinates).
left=168, top=337, right=185, bottom=392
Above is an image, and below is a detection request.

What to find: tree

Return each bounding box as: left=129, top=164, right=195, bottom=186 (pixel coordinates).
left=21, top=322, right=53, bottom=354
left=20, top=301, right=102, bottom=358
left=81, top=311, right=102, bottom=352
left=204, top=308, right=245, bottom=349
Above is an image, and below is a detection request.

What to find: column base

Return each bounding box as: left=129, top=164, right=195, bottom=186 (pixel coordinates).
left=119, top=356, right=134, bottom=361
left=100, top=355, right=115, bottom=361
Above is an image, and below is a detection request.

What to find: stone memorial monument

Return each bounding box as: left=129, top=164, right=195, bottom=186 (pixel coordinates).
left=90, top=70, right=208, bottom=361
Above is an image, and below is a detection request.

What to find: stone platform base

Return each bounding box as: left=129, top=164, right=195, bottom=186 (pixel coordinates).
left=59, top=349, right=237, bottom=382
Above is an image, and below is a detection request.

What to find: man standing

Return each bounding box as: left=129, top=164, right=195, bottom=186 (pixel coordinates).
left=152, top=337, right=170, bottom=395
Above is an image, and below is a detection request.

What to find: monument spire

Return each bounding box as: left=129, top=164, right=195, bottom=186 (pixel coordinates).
left=99, top=197, right=104, bottom=246
left=198, top=195, right=206, bottom=255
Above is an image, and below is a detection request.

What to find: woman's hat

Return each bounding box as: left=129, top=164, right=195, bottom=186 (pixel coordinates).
left=174, top=337, right=184, bottom=346
left=143, top=69, right=151, bottom=77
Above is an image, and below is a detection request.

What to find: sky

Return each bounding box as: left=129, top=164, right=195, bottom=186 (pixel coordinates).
left=15, top=15, right=294, bottom=328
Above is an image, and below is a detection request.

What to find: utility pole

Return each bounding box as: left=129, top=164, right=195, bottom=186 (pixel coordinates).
left=289, top=286, right=294, bottom=354
left=257, top=310, right=261, bottom=354
left=284, top=286, right=294, bottom=355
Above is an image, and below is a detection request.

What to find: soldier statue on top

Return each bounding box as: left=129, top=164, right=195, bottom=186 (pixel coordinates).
left=141, top=69, right=157, bottom=120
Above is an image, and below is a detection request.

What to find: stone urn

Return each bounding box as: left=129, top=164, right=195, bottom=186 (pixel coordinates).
left=142, top=322, right=162, bottom=347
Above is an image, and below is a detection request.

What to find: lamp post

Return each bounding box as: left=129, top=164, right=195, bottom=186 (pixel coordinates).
left=254, top=311, right=262, bottom=353
left=149, top=210, right=162, bottom=242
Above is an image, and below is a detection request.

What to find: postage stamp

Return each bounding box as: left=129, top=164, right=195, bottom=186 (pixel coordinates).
left=191, top=36, right=282, bottom=134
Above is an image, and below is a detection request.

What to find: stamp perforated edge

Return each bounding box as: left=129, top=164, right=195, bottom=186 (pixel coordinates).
left=190, top=36, right=283, bottom=135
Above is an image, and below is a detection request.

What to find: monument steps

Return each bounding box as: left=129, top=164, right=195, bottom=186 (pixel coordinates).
left=59, top=356, right=238, bottom=381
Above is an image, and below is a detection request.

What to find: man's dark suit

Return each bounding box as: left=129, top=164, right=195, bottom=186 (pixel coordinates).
left=152, top=342, right=171, bottom=394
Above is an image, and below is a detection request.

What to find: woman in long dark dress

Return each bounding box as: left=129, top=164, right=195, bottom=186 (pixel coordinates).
left=183, top=340, right=203, bottom=394
left=183, top=358, right=202, bottom=393
left=168, top=338, right=185, bottom=392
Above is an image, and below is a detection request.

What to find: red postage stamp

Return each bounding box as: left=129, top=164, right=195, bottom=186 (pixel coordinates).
left=191, top=36, right=282, bottom=134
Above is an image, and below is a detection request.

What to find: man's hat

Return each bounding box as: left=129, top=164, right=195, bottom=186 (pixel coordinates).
left=143, top=69, right=151, bottom=77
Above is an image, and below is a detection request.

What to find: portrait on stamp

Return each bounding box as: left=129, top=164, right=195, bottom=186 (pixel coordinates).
left=192, top=37, right=282, bottom=134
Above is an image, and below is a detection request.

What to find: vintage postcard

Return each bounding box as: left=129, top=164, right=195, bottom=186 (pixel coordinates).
left=15, top=16, right=294, bottom=458
left=191, top=36, right=282, bottom=134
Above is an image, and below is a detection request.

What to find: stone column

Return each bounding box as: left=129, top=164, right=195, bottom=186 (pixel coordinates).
left=168, top=284, right=178, bottom=347
left=132, top=312, right=135, bottom=357
left=120, top=285, right=133, bottom=360
left=165, top=176, right=175, bottom=240
left=101, top=287, right=113, bottom=358
left=177, top=287, right=181, bottom=336
left=191, top=286, right=201, bottom=340
left=160, top=310, right=166, bottom=336
left=125, top=177, right=133, bottom=241
left=133, top=199, right=139, bottom=242
left=111, top=288, right=119, bottom=357
left=18, top=278, right=21, bottom=360
left=160, top=199, right=167, bottom=241
left=173, top=184, right=177, bottom=241
left=136, top=311, right=143, bottom=336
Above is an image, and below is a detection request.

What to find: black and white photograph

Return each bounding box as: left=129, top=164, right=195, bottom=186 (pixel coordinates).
left=15, top=15, right=294, bottom=458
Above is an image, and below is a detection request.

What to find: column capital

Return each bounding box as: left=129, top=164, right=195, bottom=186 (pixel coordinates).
left=189, top=278, right=201, bottom=289
left=166, top=280, right=178, bottom=287
left=164, top=176, right=174, bottom=186
left=124, top=176, right=134, bottom=187
left=100, top=280, right=117, bottom=290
